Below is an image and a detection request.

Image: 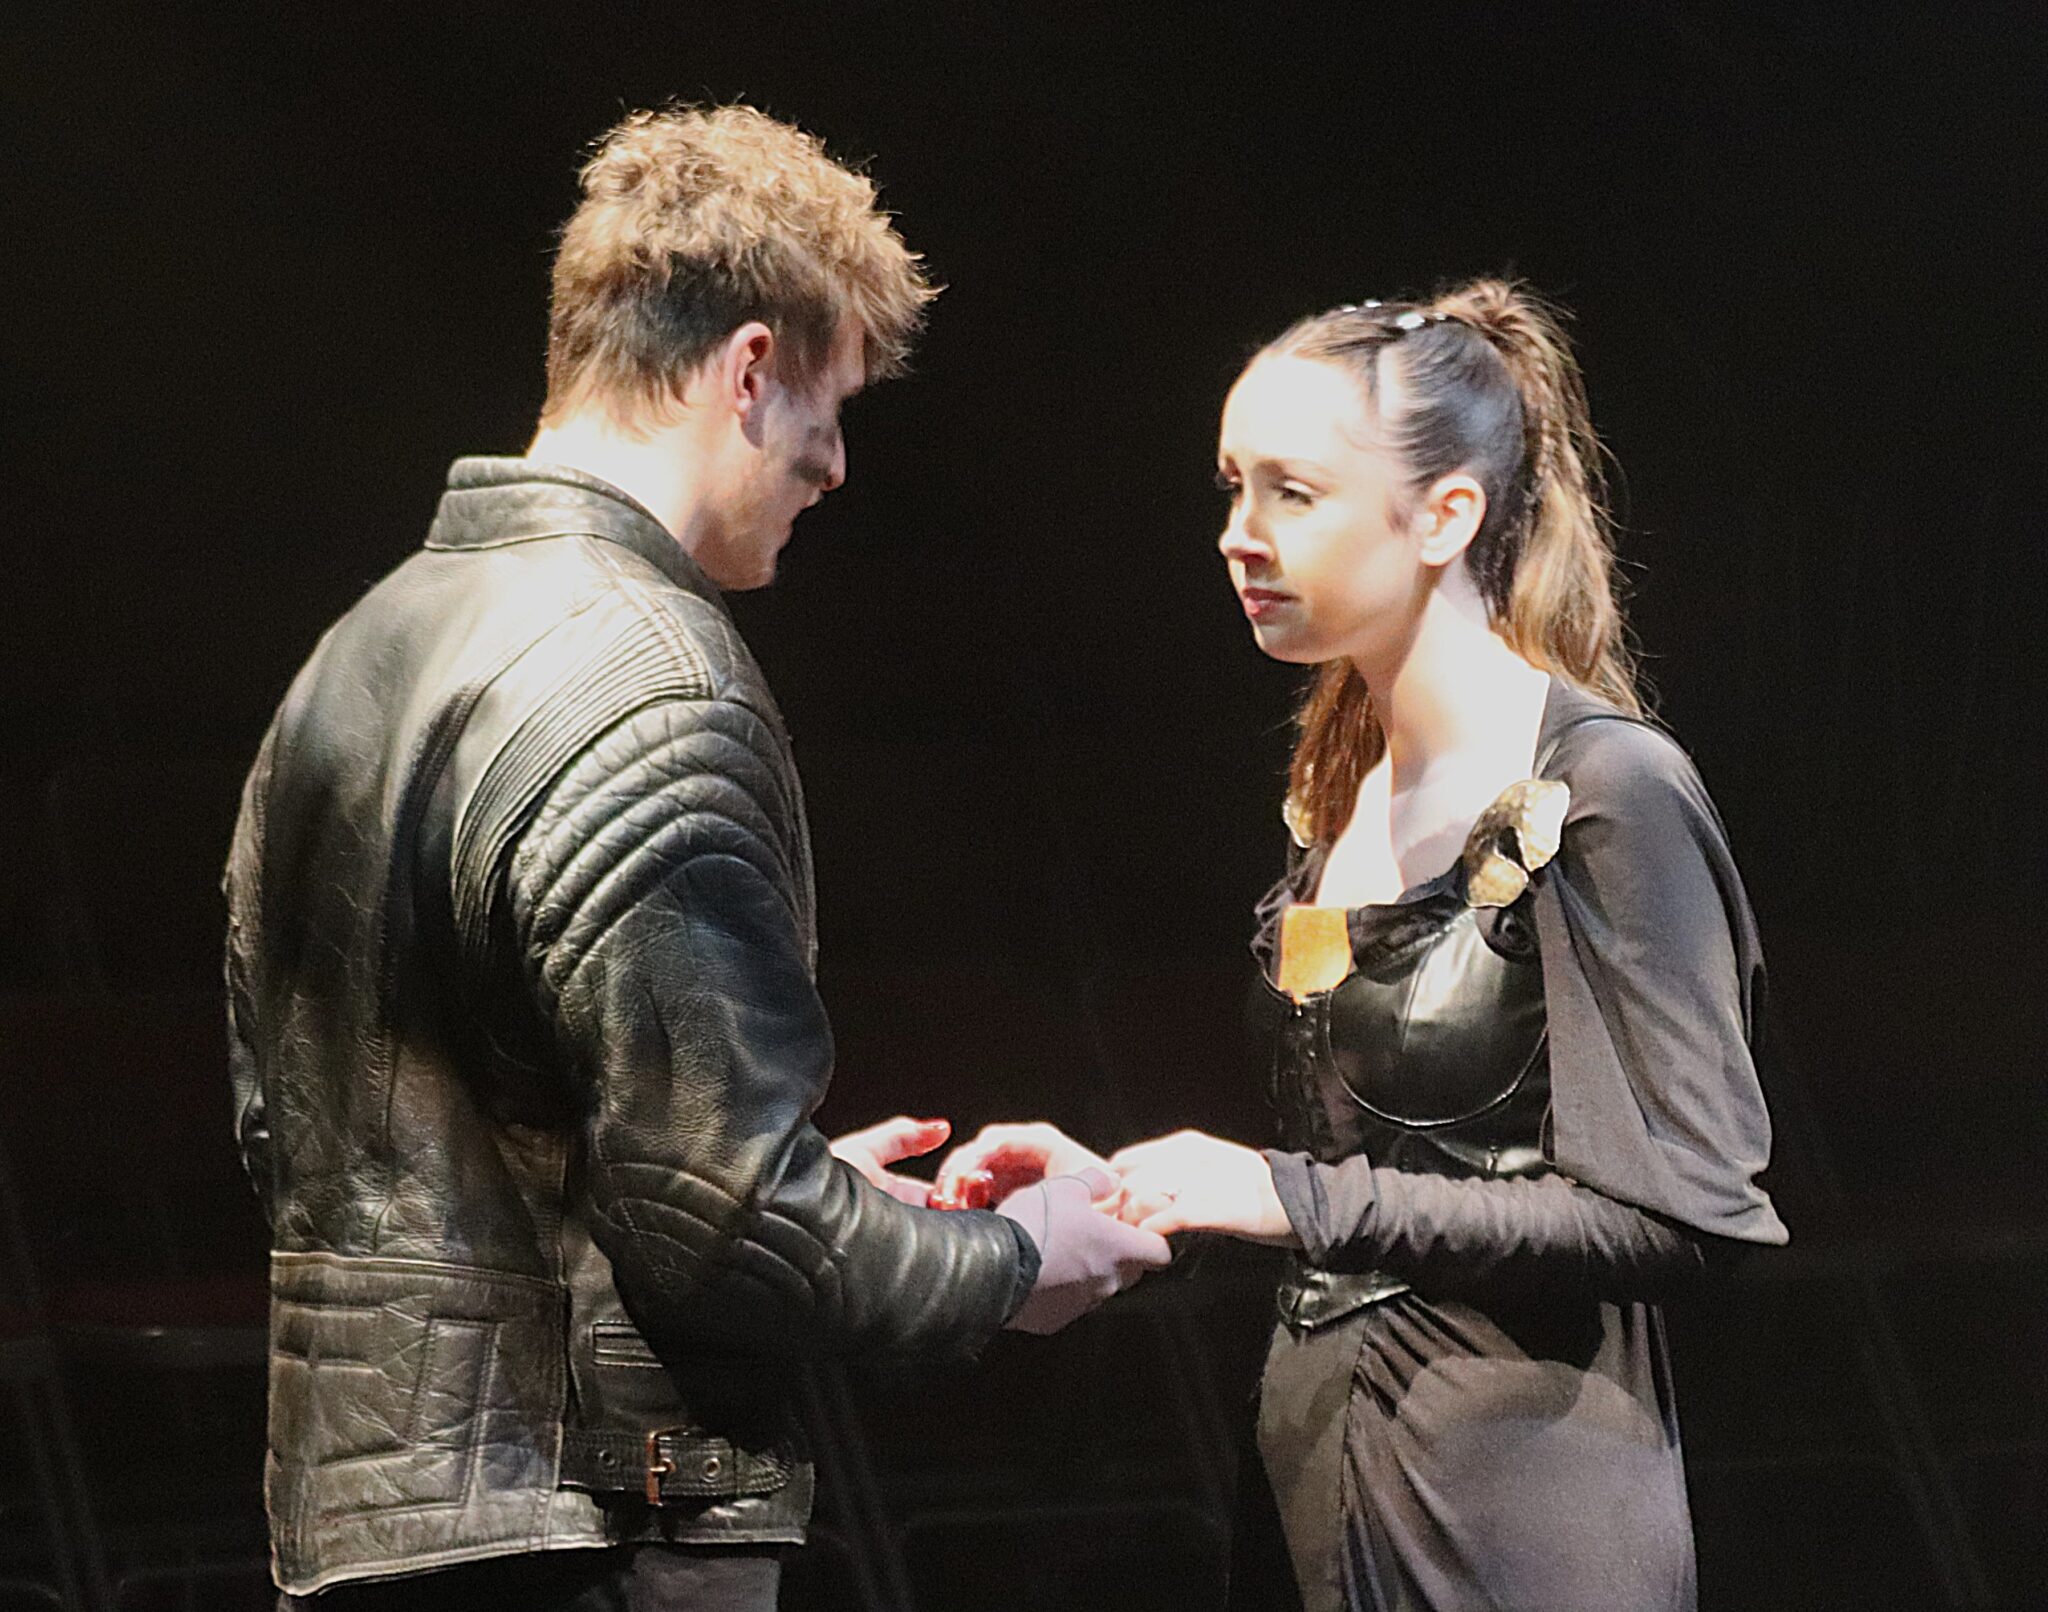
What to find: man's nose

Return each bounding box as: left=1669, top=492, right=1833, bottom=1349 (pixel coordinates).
left=822, top=431, right=847, bottom=493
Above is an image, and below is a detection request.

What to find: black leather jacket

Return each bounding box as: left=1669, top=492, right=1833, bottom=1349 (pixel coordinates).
left=224, top=458, right=1036, bottom=1594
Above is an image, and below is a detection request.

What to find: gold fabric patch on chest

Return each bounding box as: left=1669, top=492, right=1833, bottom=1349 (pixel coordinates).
left=1462, top=778, right=1571, bottom=908
left=1278, top=904, right=1354, bottom=1002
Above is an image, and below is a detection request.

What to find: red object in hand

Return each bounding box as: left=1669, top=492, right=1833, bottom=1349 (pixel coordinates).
left=930, top=1145, right=1056, bottom=1211
left=930, top=1169, right=996, bottom=1211
left=983, top=1149, right=1052, bottom=1202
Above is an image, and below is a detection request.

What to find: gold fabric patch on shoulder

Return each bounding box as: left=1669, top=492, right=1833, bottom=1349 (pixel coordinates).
left=1462, top=778, right=1571, bottom=908
left=1278, top=905, right=1354, bottom=1001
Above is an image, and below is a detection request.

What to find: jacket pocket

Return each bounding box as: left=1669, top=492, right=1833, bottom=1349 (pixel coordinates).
left=404, top=1317, right=496, bottom=1445
left=589, top=1320, right=663, bottom=1368
left=267, top=1251, right=560, bottom=1522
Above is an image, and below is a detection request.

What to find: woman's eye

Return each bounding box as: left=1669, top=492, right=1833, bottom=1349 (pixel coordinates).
left=1277, top=483, right=1316, bottom=506
left=1214, top=472, right=1241, bottom=500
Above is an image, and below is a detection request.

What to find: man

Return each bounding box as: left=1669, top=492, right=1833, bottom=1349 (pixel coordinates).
left=224, top=104, right=1168, bottom=1611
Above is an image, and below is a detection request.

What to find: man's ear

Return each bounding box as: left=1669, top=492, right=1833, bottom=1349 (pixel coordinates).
left=1415, top=473, right=1488, bottom=569
left=715, top=321, right=778, bottom=420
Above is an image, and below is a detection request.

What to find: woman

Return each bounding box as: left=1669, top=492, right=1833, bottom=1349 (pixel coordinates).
left=940, top=280, right=1787, bottom=1611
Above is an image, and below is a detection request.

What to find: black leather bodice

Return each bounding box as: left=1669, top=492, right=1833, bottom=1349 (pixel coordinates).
left=1254, top=822, right=1559, bottom=1326
left=1256, top=880, right=1552, bottom=1175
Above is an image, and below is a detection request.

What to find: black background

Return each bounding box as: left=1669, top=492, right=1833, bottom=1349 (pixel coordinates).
left=4, top=3, right=2045, bottom=1607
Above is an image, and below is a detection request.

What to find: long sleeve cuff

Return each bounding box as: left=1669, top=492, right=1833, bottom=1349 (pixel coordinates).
left=1265, top=1147, right=1375, bottom=1270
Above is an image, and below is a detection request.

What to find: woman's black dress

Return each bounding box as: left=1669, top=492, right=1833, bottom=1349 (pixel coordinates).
left=1248, top=681, right=1787, bottom=1612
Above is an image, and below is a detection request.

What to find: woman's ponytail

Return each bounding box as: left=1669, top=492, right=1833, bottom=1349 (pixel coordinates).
left=1434, top=280, right=1640, bottom=717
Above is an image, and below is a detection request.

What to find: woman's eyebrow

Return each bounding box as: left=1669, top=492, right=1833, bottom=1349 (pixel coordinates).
left=1252, top=455, right=1333, bottom=482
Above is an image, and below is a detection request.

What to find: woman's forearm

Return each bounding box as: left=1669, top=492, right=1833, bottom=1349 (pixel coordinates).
left=1265, top=1150, right=1710, bottom=1301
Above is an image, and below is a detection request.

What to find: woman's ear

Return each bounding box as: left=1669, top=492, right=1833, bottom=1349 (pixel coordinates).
left=1415, top=473, right=1488, bottom=569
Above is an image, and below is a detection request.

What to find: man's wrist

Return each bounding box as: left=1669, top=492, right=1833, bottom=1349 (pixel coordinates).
left=995, top=1210, right=1043, bottom=1322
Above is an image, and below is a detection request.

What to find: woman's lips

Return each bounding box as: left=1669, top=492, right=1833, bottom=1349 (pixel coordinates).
left=1240, top=588, right=1294, bottom=620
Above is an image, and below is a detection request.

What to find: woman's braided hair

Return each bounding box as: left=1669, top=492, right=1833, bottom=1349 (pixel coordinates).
left=1266, top=279, right=1642, bottom=847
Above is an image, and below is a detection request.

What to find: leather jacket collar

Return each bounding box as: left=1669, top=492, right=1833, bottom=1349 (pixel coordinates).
left=426, top=456, right=727, bottom=608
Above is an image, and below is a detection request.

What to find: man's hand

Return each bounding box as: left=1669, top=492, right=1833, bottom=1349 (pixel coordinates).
left=997, top=1170, right=1173, bottom=1334
left=935, top=1121, right=1115, bottom=1211
left=829, top=1115, right=953, bottom=1207
left=1108, top=1130, right=1299, bottom=1245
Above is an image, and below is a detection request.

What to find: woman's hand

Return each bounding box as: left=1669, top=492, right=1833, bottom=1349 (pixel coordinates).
left=829, top=1115, right=953, bottom=1207
left=1108, top=1130, right=1299, bottom=1245
left=934, top=1122, right=1115, bottom=1211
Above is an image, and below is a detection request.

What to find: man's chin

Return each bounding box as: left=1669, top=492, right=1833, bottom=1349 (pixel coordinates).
left=724, top=548, right=784, bottom=593
left=700, top=533, right=788, bottom=592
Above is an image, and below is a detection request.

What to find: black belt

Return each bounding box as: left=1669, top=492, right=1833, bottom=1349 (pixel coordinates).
left=1276, top=1259, right=1409, bottom=1331
left=558, top=1427, right=795, bottom=1507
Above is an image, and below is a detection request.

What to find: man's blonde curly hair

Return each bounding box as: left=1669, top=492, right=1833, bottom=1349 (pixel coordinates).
left=542, top=103, right=937, bottom=429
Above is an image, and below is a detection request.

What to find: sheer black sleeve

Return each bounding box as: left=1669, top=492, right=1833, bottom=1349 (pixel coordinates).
left=1532, top=716, right=1787, bottom=1246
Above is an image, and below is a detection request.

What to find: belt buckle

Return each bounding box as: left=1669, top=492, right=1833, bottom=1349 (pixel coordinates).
left=643, top=1426, right=686, bottom=1507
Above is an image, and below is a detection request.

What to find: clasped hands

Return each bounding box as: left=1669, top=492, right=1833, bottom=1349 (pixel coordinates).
left=828, top=1116, right=1296, bottom=1244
